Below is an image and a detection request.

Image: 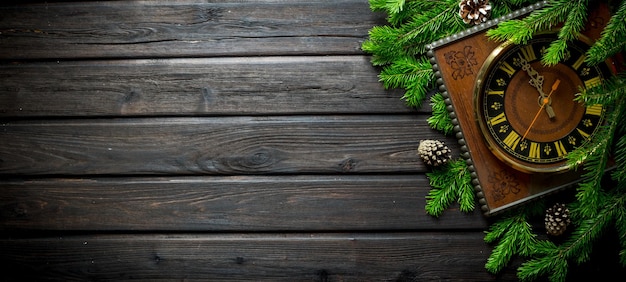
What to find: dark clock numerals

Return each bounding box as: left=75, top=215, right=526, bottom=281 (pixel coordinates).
left=486, top=110, right=601, bottom=163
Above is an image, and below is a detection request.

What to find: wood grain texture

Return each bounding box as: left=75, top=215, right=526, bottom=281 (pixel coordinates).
left=0, top=56, right=414, bottom=117
left=0, top=0, right=384, bottom=60
left=0, top=0, right=517, bottom=280
left=0, top=115, right=457, bottom=175
left=0, top=175, right=486, bottom=231
left=0, top=233, right=505, bottom=281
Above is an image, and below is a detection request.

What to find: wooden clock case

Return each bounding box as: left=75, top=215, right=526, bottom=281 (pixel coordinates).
left=426, top=1, right=614, bottom=215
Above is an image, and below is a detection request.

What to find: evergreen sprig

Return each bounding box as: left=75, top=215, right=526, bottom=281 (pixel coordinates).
left=427, top=92, right=455, bottom=135
left=484, top=213, right=541, bottom=274
left=488, top=72, right=626, bottom=282
left=487, top=0, right=593, bottom=65
left=517, top=193, right=625, bottom=281
left=569, top=75, right=626, bottom=218
left=425, top=159, right=474, bottom=216
left=363, top=0, right=470, bottom=107
left=378, top=56, right=435, bottom=106
left=587, top=0, right=626, bottom=64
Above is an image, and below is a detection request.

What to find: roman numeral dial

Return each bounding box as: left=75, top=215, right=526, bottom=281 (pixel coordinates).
left=474, top=33, right=612, bottom=173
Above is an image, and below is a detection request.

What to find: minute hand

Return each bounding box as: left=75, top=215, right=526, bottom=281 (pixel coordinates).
left=519, top=57, right=556, bottom=118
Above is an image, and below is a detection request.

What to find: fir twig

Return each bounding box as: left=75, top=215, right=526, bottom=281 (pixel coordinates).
left=617, top=200, right=626, bottom=266
left=487, top=0, right=574, bottom=44
left=587, top=0, right=626, bottom=65
left=487, top=0, right=592, bottom=65
left=570, top=75, right=626, bottom=218
left=378, top=56, right=435, bottom=107
left=518, top=194, right=625, bottom=282
left=485, top=212, right=544, bottom=274
left=427, top=93, right=455, bottom=135
left=425, top=159, right=474, bottom=216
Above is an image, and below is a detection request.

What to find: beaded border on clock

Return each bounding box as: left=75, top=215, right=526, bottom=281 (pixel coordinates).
left=425, top=1, right=548, bottom=215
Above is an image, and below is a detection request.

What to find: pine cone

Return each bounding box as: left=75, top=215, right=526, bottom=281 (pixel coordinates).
left=545, top=203, right=571, bottom=236
left=459, top=0, right=492, bottom=25
left=418, top=139, right=452, bottom=167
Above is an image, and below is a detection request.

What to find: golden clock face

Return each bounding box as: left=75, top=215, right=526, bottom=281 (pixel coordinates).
left=475, top=33, right=612, bottom=173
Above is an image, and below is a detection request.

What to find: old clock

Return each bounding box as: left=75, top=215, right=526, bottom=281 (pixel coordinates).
left=475, top=32, right=611, bottom=173
left=426, top=1, right=616, bottom=215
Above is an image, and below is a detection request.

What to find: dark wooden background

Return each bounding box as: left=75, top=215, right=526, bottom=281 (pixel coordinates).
left=0, top=1, right=521, bottom=280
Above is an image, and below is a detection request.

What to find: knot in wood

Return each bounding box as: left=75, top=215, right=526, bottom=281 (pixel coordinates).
left=249, top=150, right=270, bottom=165
left=230, top=148, right=279, bottom=170
left=340, top=158, right=356, bottom=172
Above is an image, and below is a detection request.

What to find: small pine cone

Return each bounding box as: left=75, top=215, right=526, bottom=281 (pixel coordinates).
left=418, top=139, right=452, bottom=167
left=459, top=0, right=492, bottom=25
left=545, top=203, right=571, bottom=236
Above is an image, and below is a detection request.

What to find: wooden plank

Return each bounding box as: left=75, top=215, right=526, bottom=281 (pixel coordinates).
left=0, top=0, right=384, bottom=60
left=0, top=175, right=486, bottom=231
left=0, top=115, right=457, bottom=175
left=0, top=232, right=509, bottom=281
left=0, top=56, right=413, bottom=117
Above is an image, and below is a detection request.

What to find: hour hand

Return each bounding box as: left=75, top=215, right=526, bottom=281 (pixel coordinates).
left=518, top=56, right=556, bottom=118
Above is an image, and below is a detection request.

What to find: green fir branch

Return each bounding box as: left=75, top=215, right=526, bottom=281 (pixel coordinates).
left=566, top=124, right=612, bottom=219
left=569, top=76, right=626, bottom=218
left=368, top=0, right=406, bottom=15
left=379, top=56, right=435, bottom=107
left=617, top=203, right=626, bottom=266
left=362, top=25, right=405, bottom=66
left=542, top=0, right=589, bottom=65
left=427, top=93, right=455, bottom=135
left=518, top=195, right=625, bottom=282
left=574, top=73, right=626, bottom=105
left=487, top=0, right=574, bottom=44
left=425, top=159, right=474, bottom=216
left=397, top=2, right=465, bottom=54
left=516, top=69, right=626, bottom=282
left=488, top=0, right=594, bottom=65
left=485, top=213, right=544, bottom=274
left=362, top=0, right=469, bottom=107
left=517, top=253, right=568, bottom=282
left=378, top=56, right=433, bottom=88
left=587, top=0, right=626, bottom=65
left=614, top=131, right=626, bottom=184
left=362, top=0, right=464, bottom=66
left=486, top=18, right=535, bottom=44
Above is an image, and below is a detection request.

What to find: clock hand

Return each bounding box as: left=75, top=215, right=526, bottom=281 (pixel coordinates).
left=522, top=79, right=561, bottom=141
left=518, top=56, right=556, bottom=119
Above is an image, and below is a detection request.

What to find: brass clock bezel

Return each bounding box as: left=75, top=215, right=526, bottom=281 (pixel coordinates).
left=473, top=32, right=609, bottom=174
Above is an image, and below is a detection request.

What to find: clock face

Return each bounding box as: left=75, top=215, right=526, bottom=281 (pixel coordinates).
left=475, top=33, right=612, bottom=173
